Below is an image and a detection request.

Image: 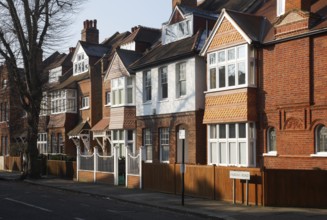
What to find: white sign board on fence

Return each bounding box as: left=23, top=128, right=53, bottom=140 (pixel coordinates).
left=179, top=130, right=185, bottom=140
left=229, top=171, right=250, bottom=180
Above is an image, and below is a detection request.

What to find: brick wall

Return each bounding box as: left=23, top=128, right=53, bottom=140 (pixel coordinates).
left=259, top=35, right=327, bottom=170
left=136, top=111, right=206, bottom=164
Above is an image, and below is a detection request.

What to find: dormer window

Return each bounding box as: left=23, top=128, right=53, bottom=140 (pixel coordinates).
left=277, top=0, right=285, bottom=16
left=49, top=67, right=62, bottom=83
left=74, top=53, right=89, bottom=75
left=162, top=16, right=193, bottom=45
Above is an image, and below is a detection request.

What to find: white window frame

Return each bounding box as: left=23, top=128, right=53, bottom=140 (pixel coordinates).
left=37, top=133, right=48, bottom=154
left=111, top=76, right=135, bottom=106
left=73, top=53, right=89, bottom=75
left=143, top=128, right=152, bottom=163
left=176, top=62, right=186, bottom=98
left=277, top=0, right=286, bottom=17
left=207, top=44, right=256, bottom=92
left=81, top=96, right=90, bottom=110
left=159, top=66, right=168, bottom=100
left=160, top=128, right=169, bottom=163
left=208, top=122, right=256, bottom=167
left=143, top=70, right=152, bottom=103
left=311, top=125, right=327, bottom=157
left=111, top=130, right=125, bottom=158
left=105, top=91, right=111, bottom=106
left=50, top=89, right=77, bottom=114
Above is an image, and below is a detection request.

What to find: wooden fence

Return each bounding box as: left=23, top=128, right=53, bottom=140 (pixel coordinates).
left=142, top=163, right=263, bottom=205
left=4, top=156, right=21, bottom=171
left=264, top=169, right=327, bottom=208
left=47, top=160, right=76, bottom=179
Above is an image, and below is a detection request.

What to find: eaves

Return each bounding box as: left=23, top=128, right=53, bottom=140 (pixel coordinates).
left=130, top=51, right=196, bottom=72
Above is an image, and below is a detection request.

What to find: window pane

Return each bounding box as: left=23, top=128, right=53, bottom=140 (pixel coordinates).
left=229, top=142, right=237, bottom=164
left=228, top=64, right=235, bottom=86
left=239, top=142, right=247, bottom=165
left=237, top=46, right=246, bottom=59
left=229, top=124, right=236, bottom=138
left=161, top=145, right=169, bottom=161
left=219, top=124, right=226, bottom=139
left=218, top=66, right=226, bottom=88
left=162, top=84, right=168, bottom=99
left=218, top=51, right=225, bottom=62
left=127, top=88, right=133, bottom=104
left=249, top=141, right=255, bottom=165
left=180, top=81, right=186, bottom=96
left=239, top=123, right=246, bottom=138
left=238, top=62, right=246, bottom=85
left=209, top=53, right=216, bottom=65
left=319, top=126, right=327, bottom=152
left=146, top=146, right=152, bottom=161
left=210, top=68, right=216, bottom=89
left=210, top=125, right=217, bottom=139
left=128, top=130, right=133, bottom=141
left=268, top=128, right=276, bottom=152
left=210, top=142, right=218, bottom=164
left=219, top=142, right=227, bottom=164
left=228, top=49, right=235, bottom=60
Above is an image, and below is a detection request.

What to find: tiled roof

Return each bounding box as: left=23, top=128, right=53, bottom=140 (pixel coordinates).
left=178, top=4, right=218, bottom=18
left=197, top=0, right=262, bottom=14
left=79, top=41, right=111, bottom=58
left=91, top=117, right=109, bottom=131
left=226, top=9, right=268, bottom=43
left=120, top=26, right=161, bottom=45
left=130, top=31, right=202, bottom=71
left=68, top=121, right=91, bottom=137
left=116, top=49, right=143, bottom=72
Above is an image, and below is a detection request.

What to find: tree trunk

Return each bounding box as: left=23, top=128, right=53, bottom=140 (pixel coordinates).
left=27, top=105, right=40, bottom=178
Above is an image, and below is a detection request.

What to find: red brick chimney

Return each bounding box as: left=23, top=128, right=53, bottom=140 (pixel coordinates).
left=81, top=19, right=99, bottom=44
left=172, top=0, right=197, bottom=9
left=286, top=0, right=311, bottom=13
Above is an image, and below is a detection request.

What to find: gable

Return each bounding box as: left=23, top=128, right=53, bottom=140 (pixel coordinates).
left=276, top=11, right=308, bottom=26
left=167, top=6, right=185, bottom=25
left=105, top=53, right=130, bottom=81
left=72, top=43, right=88, bottom=63
left=208, top=18, right=247, bottom=52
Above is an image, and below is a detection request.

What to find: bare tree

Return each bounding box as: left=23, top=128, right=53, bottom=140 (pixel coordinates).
left=0, top=0, right=84, bottom=177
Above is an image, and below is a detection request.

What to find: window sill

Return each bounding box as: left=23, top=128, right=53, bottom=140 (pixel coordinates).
left=204, top=85, right=257, bottom=94
left=144, top=160, right=153, bottom=163
left=263, top=152, right=278, bottom=157
left=80, top=107, right=90, bottom=111
left=175, top=96, right=187, bottom=101
left=160, top=161, right=169, bottom=164
left=310, top=153, right=327, bottom=158
left=158, top=99, right=169, bottom=103
left=143, top=101, right=152, bottom=105
left=104, top=104, right=111, bottom=107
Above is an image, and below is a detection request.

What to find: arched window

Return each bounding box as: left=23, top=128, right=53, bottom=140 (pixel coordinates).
left=267, top=127, right=276, bottom=153
left=315, top=125, right=327, bottom=154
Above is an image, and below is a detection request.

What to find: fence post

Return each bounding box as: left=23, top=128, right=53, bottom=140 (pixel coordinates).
left=114, top=145, right=119, bottom=186
left=125, top=146, right=129, bottom=188
left=94, top=147, right=98, bottom=183
left=140, top=146, right=143, bottom=189
left=76, top=146, right=80, bottom=182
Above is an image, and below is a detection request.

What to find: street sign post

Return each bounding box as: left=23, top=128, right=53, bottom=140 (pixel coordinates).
left=229, top=171, right=251, bottom=205
left=179, top=129, right=185, bottom=206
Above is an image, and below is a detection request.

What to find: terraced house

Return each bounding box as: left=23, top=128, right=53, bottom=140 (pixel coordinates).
left=1, top=0, right=326, bottom=209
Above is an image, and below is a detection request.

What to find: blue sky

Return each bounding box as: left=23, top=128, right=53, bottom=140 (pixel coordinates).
left=62, top=0, right=172, bottom=52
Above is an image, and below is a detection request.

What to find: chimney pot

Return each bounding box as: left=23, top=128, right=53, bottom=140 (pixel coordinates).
left=94, top=19, right=97, bottom=28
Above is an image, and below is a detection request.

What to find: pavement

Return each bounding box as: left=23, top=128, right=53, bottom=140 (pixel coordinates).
left=1, top=170, right=327, bottom=220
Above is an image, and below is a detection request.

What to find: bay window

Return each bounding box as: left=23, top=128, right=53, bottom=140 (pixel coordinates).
left=50, top=89, right=77, bottom=114
left=207, top=44, right=255, bottom=91
left=208, top=122, right=256, bottom=167
left=112, top=76, right=135, bottom=106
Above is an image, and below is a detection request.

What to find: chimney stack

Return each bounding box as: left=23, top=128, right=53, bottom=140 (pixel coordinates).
left=172, top=0, right=197, bottom=10
left=69, top=47, right=76, bottom=54
left=286, top=0, right=311, bottom=13
left=81, top=19, right=99, bottom=44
